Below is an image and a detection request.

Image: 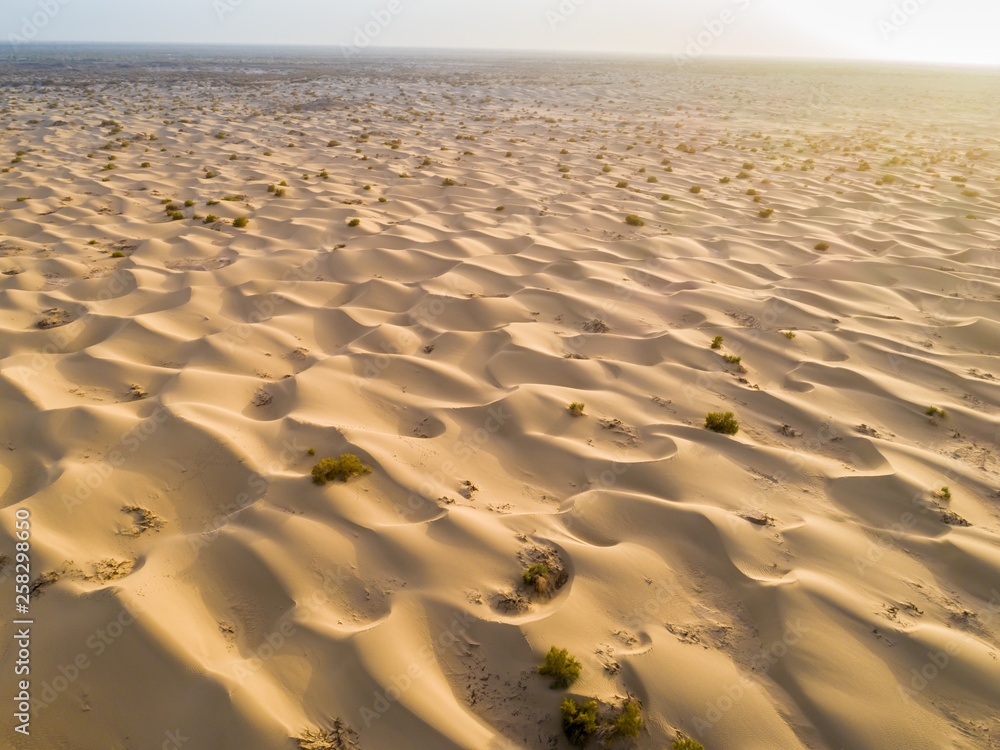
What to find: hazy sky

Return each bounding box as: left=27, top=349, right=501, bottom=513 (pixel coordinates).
left=3, top=0, right=999, bottom=67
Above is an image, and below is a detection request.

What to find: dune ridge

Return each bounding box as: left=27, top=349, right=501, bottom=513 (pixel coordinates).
left=0, top=55, right=998, bottom=749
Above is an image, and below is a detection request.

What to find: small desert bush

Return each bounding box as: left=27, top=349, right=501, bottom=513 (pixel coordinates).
left=378, top=196, right=387, bottom=203
left=348, top=218, right=360, bottom=227
left=815, top=242, right=830, bottom=251
left=539, top=647, right=581, bottom=689
left=560, top=699, right=598, bottom=747
left=568, top=402, right=585, bottom=417
left=184, top=200, right=195, bottom=207
left=705, top=411, right=739, bottom=435
left=759, top=208, right=774, bottom=218
left=522, top=564, right=550, bottom=593
left=204, top=214, right=218, bottom=223
left=625, top=214, right=644, bottom=227
left=783, top=331, right=796, bottom=339
left=926, top=406, right=947, bottom=418
left=616, top=180, right=629, bottom=188
left=140, top=161, right=151, bottom=168
left=723, top=354, right=741, bottom=364
left=609, top=700, right=642, bottom=740
left=673, top=740, right=705, bottom=750
left=710, top=335, right=723, bottom=349
left=601, top=165, right=612, bottom=173
left=442, top=177, right=456, bottom=186
left=719, top=176, right=730, bottom=184
left=111, top=250, right=125, bottom=258
left=232, top=216, right=249, bottom=228
left=228, top=154, right=238, bottom=161
left=689, top=185, right=702, bottom=194
left=937, top=486, right=952, bottom=500
left=311, top=454, right=372, bottom=485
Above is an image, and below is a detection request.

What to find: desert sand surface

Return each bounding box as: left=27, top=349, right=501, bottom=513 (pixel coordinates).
left=1, top=49, right=999, bottom=750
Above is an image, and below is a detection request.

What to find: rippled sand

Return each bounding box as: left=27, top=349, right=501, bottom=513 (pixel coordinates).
left=1, top=52, right=999, bottom=750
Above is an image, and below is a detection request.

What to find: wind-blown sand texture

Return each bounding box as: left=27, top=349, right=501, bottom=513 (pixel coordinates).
left=1, top=52, right=999, bottom=750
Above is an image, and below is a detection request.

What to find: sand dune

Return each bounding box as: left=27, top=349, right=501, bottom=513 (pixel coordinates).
left=0, top=55, right=999, bottom=750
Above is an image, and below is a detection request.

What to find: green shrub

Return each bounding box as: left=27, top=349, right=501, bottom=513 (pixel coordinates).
left=538, top=647, right=581, bottom=689
left=111, top=250, right=125, bottom=258
left=937, top=486, right=952, bottom=500
left=522, top=564, right=550, bottom=593
left=204, top=214, right=218, bottom=224
left=442, top=177, right=456, bottom=186
left=625, top=214, right=644, bottom=227
left=560, top=699, right=598, bottom=747
left=348, top=218, right=361, bottom=227
left=647, top=175, right=658, bottom=183
left=723, top=354, right=741, bottom=364
left=140, top=162, right=151, bottom=168
left=609, top=700, right=642, bottom=739
left=719, top=176, right=730, bottom=184
left=568, top=402, right=585, bottom=417
left=758, top=208, right=774, bottom=218
left=311, top=454, right=372, bottom=485
left=705, top=411, right=739, bottom=435
left=184, top=200, right=195, bottom=207
left=602, top=165, right=612, bottom=173
left=783, top=331, right=796, bottom=339
left=228, top=154, right=238, bottom=161
left=616, top=180, right=629, bottom=188
left=673, top=739, right=705, bottom=750
left=16, top=196, right=27, bottom=201
left=710, top=335, right=723, bottom=350
left=689, top=185, right=702, bottom=194
left=232, top=216, right=249, bottom=228
left=378, top=196, right=387, bottom=203
left=814, top=242, right=829, bottom=251
left=327, top=140, right=340, bottom=147
left=926, top=406, right=947, bottom=418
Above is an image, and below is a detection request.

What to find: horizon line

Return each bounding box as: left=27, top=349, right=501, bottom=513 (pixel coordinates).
left=6, top=41, right=1000, bottom=72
